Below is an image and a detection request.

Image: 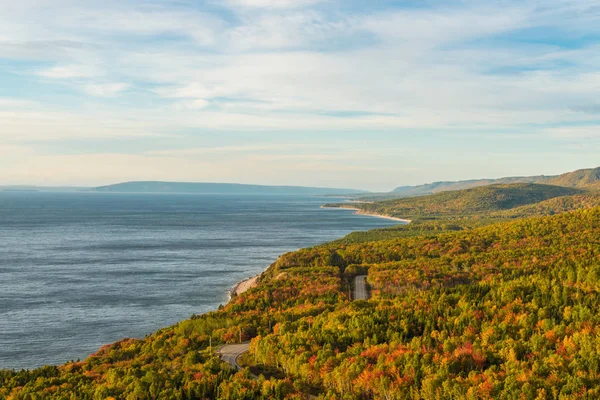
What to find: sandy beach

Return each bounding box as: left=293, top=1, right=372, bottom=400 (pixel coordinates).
left=228, top=205, right=409, bottom=302
left=230, top=275, right=259, bottom=298
left=321, top=205, right=412, bottom=223
left=354, top=209, right=412, bottom=223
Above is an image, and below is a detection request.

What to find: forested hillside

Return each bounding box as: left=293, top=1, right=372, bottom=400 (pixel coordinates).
left=329, top=188, right=600, bottom=244
left=3, top=186, right=600, bottom=399
left=547, top=167, right=600, bottom=189
left=326, top=183, right=581, bottom=221
left=375, top=166, right=600, bottom=199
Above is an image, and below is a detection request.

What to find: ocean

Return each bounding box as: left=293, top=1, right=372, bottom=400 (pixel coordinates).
left=0, top=192, right=401, bottom=370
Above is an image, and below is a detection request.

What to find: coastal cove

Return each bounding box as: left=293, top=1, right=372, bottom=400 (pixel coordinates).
left=232, top=206, right=411, bottom=297
left=0, top=192, right=402, bottom=370
left=320, top=204, right=412, bottom=224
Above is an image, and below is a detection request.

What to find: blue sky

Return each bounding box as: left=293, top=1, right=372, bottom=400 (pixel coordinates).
left=1, top=0, right=599, bottom=191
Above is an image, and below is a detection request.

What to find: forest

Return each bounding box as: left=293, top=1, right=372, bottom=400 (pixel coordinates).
left=2, top=183, right=600, bottom=399
left=323, top=183, right=582, bottom=221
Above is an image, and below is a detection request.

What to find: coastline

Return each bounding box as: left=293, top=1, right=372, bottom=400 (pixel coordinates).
left=227, top=206, right=409, bottom=302
left=5, top=196, right=408, bottom=371
left=229, top=275, right=260, bottom=299
left=320, top=205, right=412, bottom=224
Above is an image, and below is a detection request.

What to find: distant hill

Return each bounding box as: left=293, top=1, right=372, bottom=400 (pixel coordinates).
left=383, top=166, right=600, bottom=199
left=330, top=183, right=582, bottom=220
left=94, top=181, right=368, bottom=196
left=390, top=176, right=548, bottom=197
left=547, top=166, right=600, bottom=189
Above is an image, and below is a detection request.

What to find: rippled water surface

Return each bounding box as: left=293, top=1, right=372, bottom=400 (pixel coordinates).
left=0, top=192, right=400, bottom=369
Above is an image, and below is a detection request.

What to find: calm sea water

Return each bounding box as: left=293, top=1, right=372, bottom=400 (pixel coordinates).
left=0, top=192, right=400, bottom=370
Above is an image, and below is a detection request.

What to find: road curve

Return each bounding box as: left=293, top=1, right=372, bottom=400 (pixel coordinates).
left=219, top=276, right=368, bottom=370
left=218, top=343, right=250, bottom=370
left=354, top=275, right=369, bottom=300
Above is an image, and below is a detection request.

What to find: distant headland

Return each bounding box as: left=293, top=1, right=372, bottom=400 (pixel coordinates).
left=93, top=181, right=368, bottom=196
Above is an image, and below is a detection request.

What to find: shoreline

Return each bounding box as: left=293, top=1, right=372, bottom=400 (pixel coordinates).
left=8, top=199, right=407, bottom=370
left=228, top=274, right=260, bottom=299
left=227, top=206, right=409, bottom=302
left=320, top=205, right=412, bottom=223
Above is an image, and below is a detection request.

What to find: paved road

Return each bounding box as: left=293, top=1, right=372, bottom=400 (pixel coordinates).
left=218, top=343, right=250, bottom=370
left=354, top=275, right=369, bottom=300
left=218, top=277, right=368, bottom=370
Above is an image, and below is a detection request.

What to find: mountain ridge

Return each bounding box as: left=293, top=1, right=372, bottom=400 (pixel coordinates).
left=388, top=166, right=600, bottom=198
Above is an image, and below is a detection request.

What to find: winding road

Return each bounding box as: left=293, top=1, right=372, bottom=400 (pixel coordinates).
left=219, top=275, right=370, bottom=370
left=218, top=343, right=250, bottom=370
left=354, top=275, right=369, bottom=300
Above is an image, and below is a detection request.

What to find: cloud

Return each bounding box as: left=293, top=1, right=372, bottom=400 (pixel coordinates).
left=218, top=9, right=362, bottom=51
left=1, top=0, right=600, bottom=187
left=362, top=5, right=530, bottom=47
left=37, top=64, right=100, bottom=79
left=0, top=1, right=222, bottom=46
left=224, top=0, right=324, bottom=9
left=173, top=99, right=210, bottom=110
left=84, top=82, right=129, bottom=97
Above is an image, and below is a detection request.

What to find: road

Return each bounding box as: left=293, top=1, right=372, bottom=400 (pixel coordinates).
left=218, top=277, right=368, bottom=370
left=218, top=342, right=250, bottom=370
left=354, top=275, right=369, bottom=300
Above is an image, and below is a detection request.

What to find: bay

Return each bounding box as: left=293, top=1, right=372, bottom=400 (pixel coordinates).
left=0, top=192, right=400, bottom=370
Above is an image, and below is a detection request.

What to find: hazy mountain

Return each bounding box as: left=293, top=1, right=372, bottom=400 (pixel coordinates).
left=547, top=166, right=600, bottom=189
left=94, top=181, right=368, bottom=196
left=385, top=166, right=600, bottom=199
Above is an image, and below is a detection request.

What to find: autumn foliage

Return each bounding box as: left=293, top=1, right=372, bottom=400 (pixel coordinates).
left=3, top=190, right=600, bottom=399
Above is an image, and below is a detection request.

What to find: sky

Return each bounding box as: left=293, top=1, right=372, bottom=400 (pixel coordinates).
left=1, top=0, right=600, bottom=191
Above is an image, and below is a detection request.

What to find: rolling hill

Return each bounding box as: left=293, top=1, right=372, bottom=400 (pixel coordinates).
left=328, top=183, right=582, bottom=220
left=382, top=166, right=600, bottom=199
left=547, top=166, right=600, bottom=189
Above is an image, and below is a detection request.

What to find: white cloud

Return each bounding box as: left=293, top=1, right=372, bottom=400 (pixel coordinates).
left=38, top=64, right=100, bottom=79
left=362, top=5, right=530, bottom=46
left=84, top=82, right=129, bottom=97
left=224, top=10, right=351, bottom=50
left=174, top=98, right=210, bottom=110
left=224, top=0, right=324, bottom=9
left=1, top=0, right=600, bottom=187
left=65, top=9, right=220, bottom=45
left=155, top=84, right=219, bottom=99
